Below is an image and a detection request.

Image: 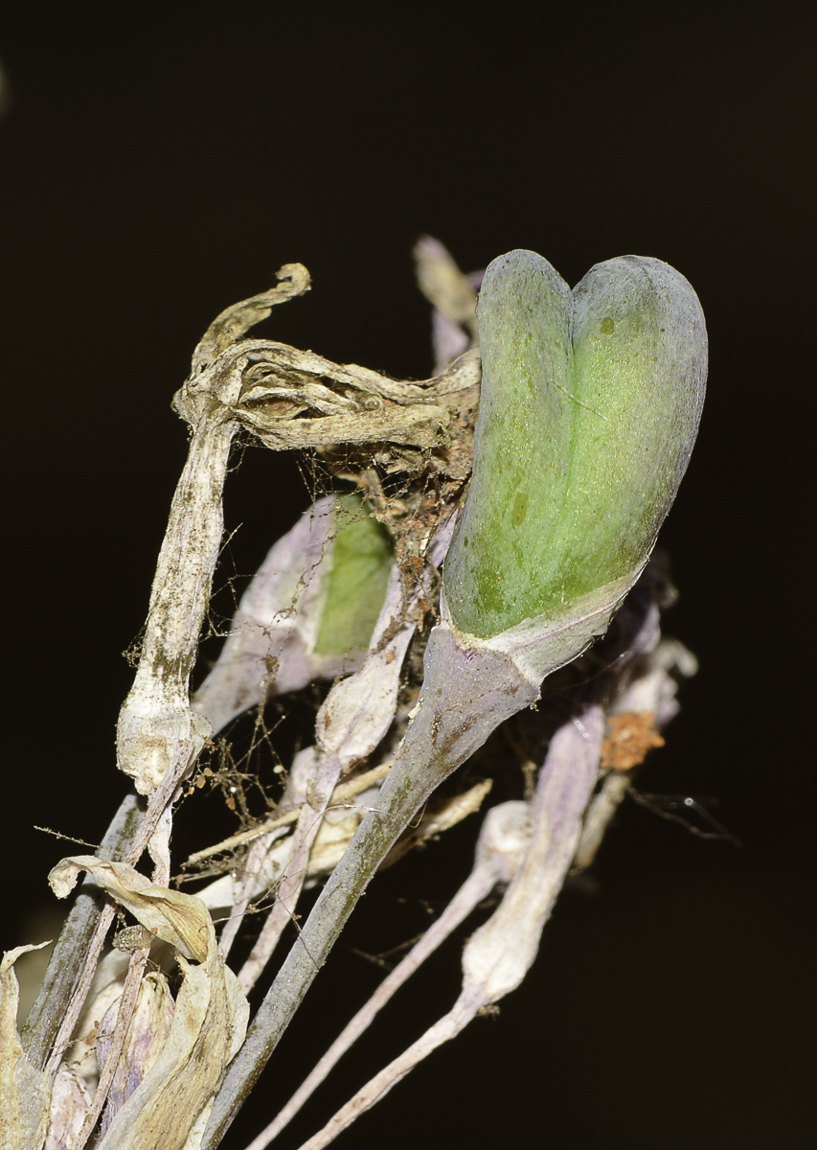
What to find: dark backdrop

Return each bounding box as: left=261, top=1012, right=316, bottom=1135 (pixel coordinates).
left=1, top=4, right=814, bottom=1149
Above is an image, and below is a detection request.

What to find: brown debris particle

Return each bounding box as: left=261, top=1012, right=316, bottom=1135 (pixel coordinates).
left=601, top=711, right=665, bottom=771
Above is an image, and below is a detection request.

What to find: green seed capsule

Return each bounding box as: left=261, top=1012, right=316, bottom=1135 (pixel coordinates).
left=444, top=250, right=707, bottom=639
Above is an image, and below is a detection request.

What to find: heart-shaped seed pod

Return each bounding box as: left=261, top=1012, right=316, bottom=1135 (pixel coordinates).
left=444, top=249, right=707, bottom=639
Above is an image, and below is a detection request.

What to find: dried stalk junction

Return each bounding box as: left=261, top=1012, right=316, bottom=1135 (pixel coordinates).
left=7, top=240, right=701, bottom=1150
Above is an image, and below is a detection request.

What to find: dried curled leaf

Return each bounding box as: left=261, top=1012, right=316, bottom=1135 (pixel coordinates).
left=49, top=859, right=210, bottom=961
left=191, top=263, right=312, bottom=373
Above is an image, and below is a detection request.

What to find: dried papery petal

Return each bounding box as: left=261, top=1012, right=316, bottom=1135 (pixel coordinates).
left=230, top=332, right=480, bottom=453
left=96, top=973, right=175, bottom=1135
left=43, top=1067, right=91, bottom=1150
left=94, top=955, right=246, bottom=1150
left=315, top=562, right=413, bottom=765
left=70, top=949, right=130, bottom=1084
left=1, top=945, right=51, bottom=1150
left=49, top=859, right=211, bottom=962
left=47, top=858, right=248, bottom=1150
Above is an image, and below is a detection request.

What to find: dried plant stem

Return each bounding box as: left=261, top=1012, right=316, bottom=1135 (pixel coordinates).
left=188, top=764, right=392, bottom=868
left=284, top=708, right=603, bottom=1150
left=216, top=831, right=283, bottom=964
left=246, top=855, right=500, bottom=1147
left=74, top=943, right=150, bottom=1149
left=115, top=415, right=238, bottom=796
left=298, top=1006, right=473, bottom=1150
left=202, top=631, right=542, bottom=1147
left=573, top=769, right=631, bottom=870
left=236, top=754, right=345, bottom=993
left=22, top=795, right=143, bottom=1070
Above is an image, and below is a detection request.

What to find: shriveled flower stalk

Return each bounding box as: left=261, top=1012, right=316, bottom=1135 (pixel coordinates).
left=2, top=238, right=706, bottom=1150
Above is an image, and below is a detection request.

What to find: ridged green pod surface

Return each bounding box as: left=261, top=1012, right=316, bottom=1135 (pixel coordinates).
left=444, top=250, right=707, bottom=639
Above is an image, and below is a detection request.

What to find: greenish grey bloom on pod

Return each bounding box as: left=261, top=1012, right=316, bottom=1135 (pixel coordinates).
left=444, top=250, right=707, bottom=639
left=313, top=495, right=394, bottom=657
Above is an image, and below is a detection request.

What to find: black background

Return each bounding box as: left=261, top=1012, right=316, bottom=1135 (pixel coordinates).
left=1, top=4, right=814, bottom=1148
